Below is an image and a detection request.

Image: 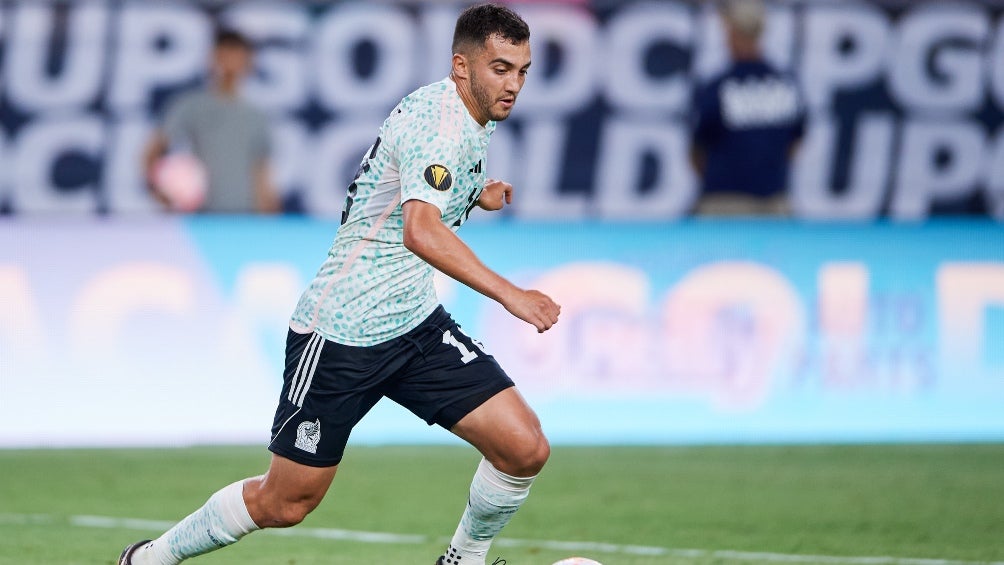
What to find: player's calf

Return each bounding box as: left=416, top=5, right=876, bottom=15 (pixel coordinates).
left=442, top=458, right=539, bottom=565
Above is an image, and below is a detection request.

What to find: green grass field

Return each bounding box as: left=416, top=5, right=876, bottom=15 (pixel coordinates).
left=1, top=444, right=1002, bottom=565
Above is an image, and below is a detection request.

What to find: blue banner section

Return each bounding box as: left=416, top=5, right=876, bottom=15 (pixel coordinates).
left=2, top=217, right=1001, bottom=446
left=425, top=220, right=1004, bottom=443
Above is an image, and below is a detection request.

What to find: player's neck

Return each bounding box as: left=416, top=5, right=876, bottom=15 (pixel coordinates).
left=450, top=73, right=489, bottom=127
left=729, top=38, right=762, bottom=62
left=214, top=76, right=242, bottom=99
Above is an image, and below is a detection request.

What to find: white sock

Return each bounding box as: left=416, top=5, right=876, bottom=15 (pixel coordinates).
left=132, top=480, right=260, bottom=565
left=443, top=458, right=536, bottom=565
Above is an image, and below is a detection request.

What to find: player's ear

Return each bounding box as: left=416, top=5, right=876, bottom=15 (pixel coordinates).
left=451, top=53, right=469, bottom=80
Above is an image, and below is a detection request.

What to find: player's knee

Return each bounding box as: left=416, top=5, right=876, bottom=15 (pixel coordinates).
left=272, top=498, right=318, bottom=527
left=526, top=434, right=551, bottom=474
left=245, top=477, right=323, bottom=528
left=499, top=432, right=550, bottom=477
left=258, top=493, right=321, bottom=528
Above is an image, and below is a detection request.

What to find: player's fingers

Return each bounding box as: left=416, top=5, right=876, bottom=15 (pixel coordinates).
left=538, top=305, right=559, bottom=331
left=543, top=298, right=560, bottom=321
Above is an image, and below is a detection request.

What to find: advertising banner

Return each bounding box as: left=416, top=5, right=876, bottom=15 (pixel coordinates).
left=2, top=217, right=1002, bottom=446
left=1, top=0, right=1004, bottom=219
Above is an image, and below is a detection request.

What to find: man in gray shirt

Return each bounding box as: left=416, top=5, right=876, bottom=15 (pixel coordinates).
left=144, top=29, right=279, bottom=214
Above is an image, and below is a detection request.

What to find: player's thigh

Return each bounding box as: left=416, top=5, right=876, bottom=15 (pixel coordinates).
left=450, top=387, right=550, bottom=476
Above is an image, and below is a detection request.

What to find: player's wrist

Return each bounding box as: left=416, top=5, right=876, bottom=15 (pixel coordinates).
left=494, top=280, right=524, bottom=307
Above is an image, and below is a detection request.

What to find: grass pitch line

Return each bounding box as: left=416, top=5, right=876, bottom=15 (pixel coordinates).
left=5, top=513, right=1003, bottom=565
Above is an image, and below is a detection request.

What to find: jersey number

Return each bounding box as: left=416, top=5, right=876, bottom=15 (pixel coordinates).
left=452, top=186, right=480, bottom=228
left=443, top=328, right=484, bottom=364
left=341, top=137, right=382, bottom=225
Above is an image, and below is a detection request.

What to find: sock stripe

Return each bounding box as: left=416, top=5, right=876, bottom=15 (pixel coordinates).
left=480, top=459, right=537, bottom=490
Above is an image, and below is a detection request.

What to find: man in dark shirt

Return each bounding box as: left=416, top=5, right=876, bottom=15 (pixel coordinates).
left=690, top=0, right=805, bottom=216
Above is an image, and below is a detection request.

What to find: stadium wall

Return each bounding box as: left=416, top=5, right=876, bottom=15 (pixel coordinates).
left=2, top=217, right=1002, bottom=447
left=1, top=0, right=1004, bottom=219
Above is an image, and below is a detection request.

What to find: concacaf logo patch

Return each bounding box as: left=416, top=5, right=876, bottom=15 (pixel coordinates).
left=423, top=164, right=453, bottom=191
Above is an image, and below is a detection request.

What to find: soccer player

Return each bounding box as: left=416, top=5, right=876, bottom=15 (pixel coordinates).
left=118, top=4, right=558, bottom=565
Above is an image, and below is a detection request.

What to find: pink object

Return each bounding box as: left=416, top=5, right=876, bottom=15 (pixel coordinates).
left=154, top=153, right=208, bottom=212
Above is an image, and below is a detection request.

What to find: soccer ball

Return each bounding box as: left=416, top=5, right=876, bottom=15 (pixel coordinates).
left=154, top=153, right=208, bottom=212
left=552, top=559, right=603, bottom=565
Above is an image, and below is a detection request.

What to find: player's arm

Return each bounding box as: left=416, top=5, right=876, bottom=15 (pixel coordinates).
left=689, top=145, right=707, bottom=175
left=253, top=159, right=281, bottom=214
left=145, top=96, right=194, bottom=209
left=142, top=130, right=171, bottom=207
left=402, top=199, right=559, bottom=332
left=689, top=83, right=716, bottom=177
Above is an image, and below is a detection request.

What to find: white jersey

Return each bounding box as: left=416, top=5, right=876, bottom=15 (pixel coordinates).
left=290, top=77, right=494, bottom=345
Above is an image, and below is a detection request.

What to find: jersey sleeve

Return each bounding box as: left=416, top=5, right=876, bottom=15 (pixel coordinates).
left=395, top=117, right=465, bottom=216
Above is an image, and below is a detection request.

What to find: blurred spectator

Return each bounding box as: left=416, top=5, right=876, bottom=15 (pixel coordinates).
left=689, top=0, right=805, bottom=217
left=143, top=28, right=280, bottom=214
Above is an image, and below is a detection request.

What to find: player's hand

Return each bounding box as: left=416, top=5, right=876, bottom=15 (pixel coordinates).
left=504, top=289, right=561, bottom=333
left=476, top=178, right=512, bottom=211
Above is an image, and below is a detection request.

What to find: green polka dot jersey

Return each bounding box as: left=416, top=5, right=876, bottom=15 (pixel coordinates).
left=289, top=77, right=494, bottom=345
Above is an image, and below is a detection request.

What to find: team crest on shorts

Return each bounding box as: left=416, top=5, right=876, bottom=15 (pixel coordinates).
left=424, top=164, right=453, bottom=191
left=294, top=419, right=321, bottom=454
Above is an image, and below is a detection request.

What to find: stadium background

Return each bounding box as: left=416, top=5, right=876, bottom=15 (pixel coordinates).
left=2, top=1, right=1004, bottom=564
left=2, top=0, right=1002, bottom=448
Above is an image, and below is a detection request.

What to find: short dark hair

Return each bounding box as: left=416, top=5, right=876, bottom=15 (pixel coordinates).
left=452, top=3, right=530, bottom=55
left=214, top=28, right=252, bottom=51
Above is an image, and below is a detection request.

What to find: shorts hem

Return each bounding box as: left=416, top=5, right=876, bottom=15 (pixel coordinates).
left=433, top=380, right=515, bottom=430
left=268, top=444, right=343, bottom=468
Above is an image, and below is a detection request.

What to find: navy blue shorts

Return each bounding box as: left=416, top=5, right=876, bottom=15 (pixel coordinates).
left=268, top=306, right=514, bottom=467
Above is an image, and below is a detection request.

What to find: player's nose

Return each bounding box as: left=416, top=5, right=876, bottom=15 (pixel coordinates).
left=505, top=75, right=522, bottom=94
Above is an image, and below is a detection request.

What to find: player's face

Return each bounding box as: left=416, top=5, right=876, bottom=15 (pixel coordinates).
left=213, top=45, right=252, bottom=82
left=469, top=35, right=531, bottom=122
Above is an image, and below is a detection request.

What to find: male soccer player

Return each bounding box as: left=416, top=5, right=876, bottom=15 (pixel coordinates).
left=118, top=4, right=558, bottom=565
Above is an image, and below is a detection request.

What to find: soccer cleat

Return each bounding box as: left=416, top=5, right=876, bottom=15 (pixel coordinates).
left=117, top=540, right=152, bottom=565
left=437, top=554, right=460, bottom=564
